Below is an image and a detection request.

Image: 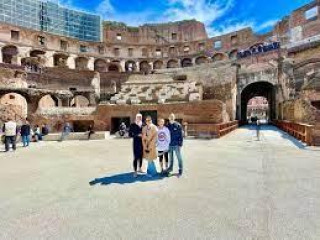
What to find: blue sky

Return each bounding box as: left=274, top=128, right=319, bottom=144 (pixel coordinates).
left=58, top=0, right=313, bottom=36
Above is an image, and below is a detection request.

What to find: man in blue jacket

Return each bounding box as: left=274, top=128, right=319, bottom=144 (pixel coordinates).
left=166, top=113, right=184, bottom=177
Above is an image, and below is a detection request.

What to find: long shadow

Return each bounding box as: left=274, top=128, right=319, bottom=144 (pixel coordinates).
left=89, top=172, right=166, bottom=186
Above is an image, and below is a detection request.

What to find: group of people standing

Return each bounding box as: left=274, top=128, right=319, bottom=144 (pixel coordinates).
left=2, top=118, right=49, bottom=152
left=129, top=113, right=184, bottom=178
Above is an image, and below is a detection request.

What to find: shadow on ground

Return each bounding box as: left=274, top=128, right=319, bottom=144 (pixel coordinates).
left=241, top=124, right=307, bottom=149
left=89, top=172, right=168, bottom=186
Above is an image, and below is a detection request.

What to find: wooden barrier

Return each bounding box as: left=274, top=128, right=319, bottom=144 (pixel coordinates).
left=185, top=121, right=239, bottom=139
left=273, top=120, right=314, bottom=146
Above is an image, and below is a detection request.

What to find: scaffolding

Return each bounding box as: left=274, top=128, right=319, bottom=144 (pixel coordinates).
left=0, top=0, right=101, bottom=42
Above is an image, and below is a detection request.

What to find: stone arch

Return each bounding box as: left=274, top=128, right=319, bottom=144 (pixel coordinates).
left=0, top=92, right=28, bottom=120
left=30, top=50, right=46, bottom=58
left=195, top=56, right=208, bottom=65
left=53, top=53, right=69, bottom=67
left=108, top=62, right=121, bottom=72
left=212, top=53, right=228, bottom=62
left=125, top=60, right=137, bottom=72
left=153, top=60, right=164, bottom=70
left=229, top=49, right=238, bottom=60
left=2, top=45, right=18, bottom=64
left=38, top=94, right=59, bottom=109
left=23, top=50, right=46, bottom=72
left=167, top=59, right=179, bottom=68
left=239, top=81, right=276, bottom=122
left=70, top=95, right=90, bottom=107
left=181, top=58, right=193, bottom=68
left=294, top=58, right=320, bottom=70
left=140, top=61, right=151, bottom=74
left=94, top=59, right=107, bottom=72
left=75, top=57, right=89, bottom=70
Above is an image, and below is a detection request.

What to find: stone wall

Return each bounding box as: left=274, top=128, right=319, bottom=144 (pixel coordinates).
left=279, top=98, right=316, bottom=124
left=94, top=100, right=227, bottom=131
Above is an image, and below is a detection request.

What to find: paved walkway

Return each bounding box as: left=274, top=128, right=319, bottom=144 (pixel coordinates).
left=0, top=125, right=319, bottom=240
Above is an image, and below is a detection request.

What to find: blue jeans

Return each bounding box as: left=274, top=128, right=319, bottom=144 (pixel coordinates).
left=21, top=135, right=30, bottom=147
left=147, top=161, right=158, bottom=176
left=167, top=146, right=183, bottom=174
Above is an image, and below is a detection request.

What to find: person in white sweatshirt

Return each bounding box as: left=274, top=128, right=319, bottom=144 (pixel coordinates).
left=2, top=118, right=17, bottom=152
left=157, top=118, right=171, bottom=173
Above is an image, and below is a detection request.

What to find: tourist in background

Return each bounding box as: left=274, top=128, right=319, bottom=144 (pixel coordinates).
left=34, top=125, right=42, bottom=141
left=60, top=122, right=72, bottom=142
left=129, top=114, right=143, bottom=177
left=119, top=122, right=127, bottom=137
left=20, top=120, right=31, bottom=147
left=142, top=116, right=158, bottom=177
left=157, top=118, right=171, bottom=173
left=41, top=124, right=49, bottom=137
left=87, top=124, right=94, bottom=140
left=166, top=113, right=184, bottom=177
left=256, top=119, right=261, bottom=141
left=2, top=118, right=17, bottom=152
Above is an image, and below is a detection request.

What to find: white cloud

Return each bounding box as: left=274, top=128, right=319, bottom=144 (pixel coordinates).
left=255, top=19, right=278, bottom=32
left=208, top=21, right=254, bottom=36
left=96, top=0, right=115, bottom=16
left=163, top=0, right=234, bottom=25
left=62, top=0, right=279, bottom=37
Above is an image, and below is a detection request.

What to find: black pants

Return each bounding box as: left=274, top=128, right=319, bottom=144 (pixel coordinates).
left=5, top=136, right=16, bottom=152
left=88, top=131, right=94, bottom=140
left=158, top=151, right=169, bottom=166
left=133, top=158, right=142, bottom=172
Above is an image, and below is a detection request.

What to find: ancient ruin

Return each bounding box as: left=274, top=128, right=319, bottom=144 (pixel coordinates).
left=0, top=0, right=320, bottom=144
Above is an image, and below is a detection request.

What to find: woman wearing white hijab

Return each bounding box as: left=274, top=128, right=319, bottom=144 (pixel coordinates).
left=129, top=114, right=144, bottom=177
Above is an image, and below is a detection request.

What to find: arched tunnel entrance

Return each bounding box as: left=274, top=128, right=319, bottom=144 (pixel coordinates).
left=240, top=81, right=276, bottom=123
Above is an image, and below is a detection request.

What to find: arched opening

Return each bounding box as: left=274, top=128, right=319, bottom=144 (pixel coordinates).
left=30, top=50, right=46, bottom=58
left=2, top=46, right=18, bottom=64
left=181, top=58, right=193, bottom=68
left=229, top=50, right=238, bottom=60
left=108, top=63, right=121, bottom=72
left=53, top=53, right=68, bottom=67
left=75, top=57, right=89, bottom=70
left=240, top=81, right=275, bottom=123
left=38, top=94, right=59, bottom=109
left=94, top=59, right=107, bottom=72
left=140, top=61, right=151, bottom=74
left=212, top=53, right=227, bottom=62
left=0, top=93, right=28, bottom=120
left=125, top=61, right=137, bottom=72
left=195, top=56, right=208, bottom=65
left=246, top=96, right=269, bottom=122
left=167, top=59, right=179, bottom=68
left=153, top=60, right=163, bottom=70
left=25, top=50, right=46, bottom=72
left=70, top=95, right=90, bottom=107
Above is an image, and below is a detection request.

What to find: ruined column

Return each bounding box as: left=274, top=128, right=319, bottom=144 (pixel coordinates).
left=45, top=51, right=55, bottom=67
left=120, top=60, right=126, bottom=73
left=67, top=54, right=76, bottom=69
left=88, top=57, right=95, bottom=71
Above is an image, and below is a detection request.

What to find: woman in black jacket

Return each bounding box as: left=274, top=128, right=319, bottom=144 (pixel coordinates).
left=129, top=114, right=144, bottom=177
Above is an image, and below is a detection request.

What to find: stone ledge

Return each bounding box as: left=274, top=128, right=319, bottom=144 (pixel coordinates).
left=43, top=131, right=109, bottom=141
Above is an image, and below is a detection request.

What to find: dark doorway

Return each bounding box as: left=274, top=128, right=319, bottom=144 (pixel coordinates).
left=111, top=117, right=130, bottom=134
left=312, top=101, right=320, bottom=110
left=240, top=81, right=275, bottom=123
left=140, top=111, right=158, bottom=124
left=73, top=120, right=94, bottom=132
